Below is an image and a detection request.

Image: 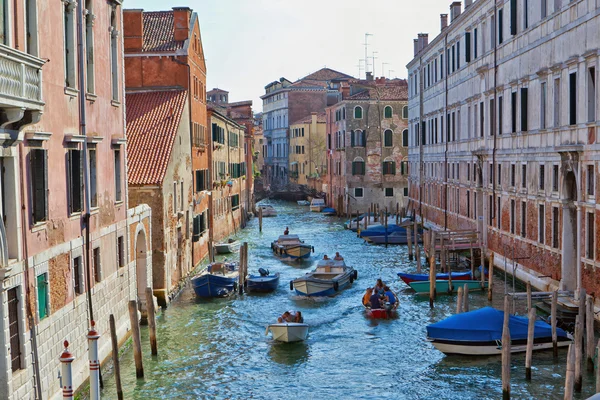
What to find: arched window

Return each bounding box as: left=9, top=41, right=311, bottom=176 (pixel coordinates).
left=352, top=157, right=365, bottom=175
left=354, top=106, right=363, bottom=119
left=383, top=157, right=396, bottom=175
left=402, top=106, right=408, bottom=119
left=402, top=129, right=409, bottom=147
left=351, top=130, right=366, bottom=147
left=384, top=129, right=393, bottom=147
left=384, top=106, right=393, bottom=118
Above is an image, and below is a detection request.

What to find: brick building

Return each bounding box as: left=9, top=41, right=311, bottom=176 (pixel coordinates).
left=123, top=7, right=211, bottom=296
left=0, top=0, right=152, bottom=398
left=326, top=77, right=410, bottom=213
left=407, top=1, right=600, bottom=297
left=207, top=88, right=229, bottom=104
left=261, top=68, right=354, bottom=186
left=289, top=113, right=327, bottom=190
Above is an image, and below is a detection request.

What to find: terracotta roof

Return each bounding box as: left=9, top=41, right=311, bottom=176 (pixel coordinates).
left=142, top=12, right=185, bottom=52
left=126, top=90, right=188, bottom=185
left=347, top=80, right=408, bottom=101
left=291, top=113, right=327, bottom=125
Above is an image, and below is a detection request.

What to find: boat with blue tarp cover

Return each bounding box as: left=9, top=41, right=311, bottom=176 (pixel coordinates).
left=398, top=270, right=474, bottom=285
left=322, top=207, right=336, bottom=216
left=359, top=224, right=423, bottom=239
left=368, top=230, right=421, bottom=245
left=191, top=262, right=238, bottom=298
left=427, top=307, right=572, bottom=355
left=291, top=259, right=357, bottom=296
left=246, top=268, right=280, bottom=293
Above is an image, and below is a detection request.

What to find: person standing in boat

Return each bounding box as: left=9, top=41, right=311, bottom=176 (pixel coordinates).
left=370, top=290, right=382, bottom=309
left=284, top=227, right=289, bottom=235
left=334, top=252, right=344, bottom=261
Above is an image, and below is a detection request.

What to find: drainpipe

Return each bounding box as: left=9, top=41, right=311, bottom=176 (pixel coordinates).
left=418, top=55, right=424, bottom=221
left=444, top=34, right=448, bottom=230
left=491, top=4, right=498, bottom=249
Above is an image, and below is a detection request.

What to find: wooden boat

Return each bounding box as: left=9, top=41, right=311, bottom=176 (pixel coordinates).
left=291, top=259, right=356, bottom=296
left=297, top=200, right=310, bottom=206
left=271, top=235, right=313, bottom=260
left=309, top=198, right=325, bottom=212
left=246, top=269, right=280, bottom=293
left=259, top=205, right=277, bottom=217
left=398, top=271, right=473, bottom=285
left=409, top=280, right=488, bottom=294
left=427, top=307, right=572, bottom=355
left=266, top=323, right=309, bottom=342
left=191, top=262, right=238, bottom=298
left=363, top=291, right=399, bottom=319
left=322, top=207, right=336, bottom=216
left=214, top=239, right=238, bottom=254
left=368, top=231, right=421, bottom=245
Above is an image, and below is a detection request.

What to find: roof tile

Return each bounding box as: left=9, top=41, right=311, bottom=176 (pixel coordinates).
left=142, top=12, right=185, bottom=52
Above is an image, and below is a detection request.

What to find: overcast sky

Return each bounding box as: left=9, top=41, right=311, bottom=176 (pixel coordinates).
left=125, top=0, right=452, bottom=111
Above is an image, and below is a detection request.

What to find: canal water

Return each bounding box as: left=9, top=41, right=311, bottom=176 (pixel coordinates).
left=101, top=201, right=595, bottom=399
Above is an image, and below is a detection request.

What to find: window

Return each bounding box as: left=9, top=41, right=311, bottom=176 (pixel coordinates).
left=587, top=212, right=595, bottom=259
left=569, top=72, right=577, bottom=126
left=539, top=204, right=545, bottom=244
left=30, top=149, right=48, bottom=223
left=552, top=206, right=559, bottom=248
left=474, top=28, right=478, bottom=59
left=524, top=0, right=528, bottom=29
left=465, top=32, right=471, bottom=63
left=382, top=158, right=396, bottom=175
left=522, top=164, right=527, bottom=189
left=402, top=106, right=408, bottom=119
left=403, top=187, right=409, bottom=197
left=510, top=199, right=516, bottom=234
left=88, top=148, right=97, bottom=207
left=588, top=67, right=596, bottom=123
left=8, top=287, right=22, bottom=372
left=64, top=0, right=76, bottom=88
left=193, top=211, right=208, bottom=242
left=511, top=164, right=516, bottom=187
left=73, top=256, right=84, bottom=295
left=352, top=157, right=365, bottom=175
left=37, top=274, right=48, bottom=320
left=489, top=195, right=493, bottom=225
left=588, top=165, right=595, bottom=196
left=510, top=0, right=517, bottom=35
left=114, top=149, right=122, bottom=202
left=385, top=188, right=394, bottom=197
left=117, top=235, right=124, bottom=268
left=479, top=102, right=484, bottom=137
left=384, top=129, right=393, bottom=147
left=467, top=191, right=471, bottom=218
left=497, top=197, right=502, bottom=229
left=521, top=201, right=527, bottom=237
left=67, top=150, right=83, bottom=214
left=541, top=0, right=547, bottom=18
left=489, top=99, right=495, bottom=136
left=489, top=164, right=493, bottom=184
left=540, top=82, right=547, bottom=129
left=553, top=165, right=559, bottom=192
left=402, top=129, right=408, bottom=147
left=539, top=164, right=545, bottom=190
left=498, top=96, right=503, bottom=135
left=110, top=6, right=119, bottom=101
left=85, top=0, right=95, bottom=94
left=554, top=78, right=561, bottom=127
left=196, top=169, right=209, bottom=192
left=354, top=106, right=363, bottom=119
left=354, top=188, right=364, bottom=198
left=521, top=88, right=528, bottom=132
left=93, top=246, right=101, bottom=282
left=231, top=194, right=240, bottom=211
left=511, top=91, right=517, bottom=133
left=351, top=130, right=365, bottom=147
left=180, top=180, right=184, bottom=211
left=498, top=8, right=504, bottom=44
left=497, top=164, right=502, bottom=188
left=401, top=161, right=408, bottom=175
left=384, top=106, right=392, bottom=118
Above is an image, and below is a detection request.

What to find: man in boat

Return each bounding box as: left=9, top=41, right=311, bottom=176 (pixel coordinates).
left=383, top=286, right=397, bottom=310
left=362, top=288, right=373, bottom=307
left=278, top=311, right=293, bottom=323
left=333, top=252, right=344, bottom=261
left=284, top=227, right=289, bottom=235
left=323, top=254, right=330, bottom=260
left=370, top=290, right=382, bottom=310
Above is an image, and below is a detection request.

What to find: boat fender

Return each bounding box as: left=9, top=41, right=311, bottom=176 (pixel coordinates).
left=349, top=276, right=354, bottom=284
left=353, top=270, right=358, bottom=280
left=290, top=280, right=294, bottom=291
left=233, top=282, right=239, bottom=293
left=333, top=281, right=339, bottom=291
left=312, top=246, right=315, bottom=253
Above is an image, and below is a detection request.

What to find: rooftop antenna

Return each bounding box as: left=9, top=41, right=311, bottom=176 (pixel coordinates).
left=356, top=59, right=365, bottom=78
left=382, top=62, right=390, bottom=78
left=388, top=69, right=395, bottom=79
left=363, top=33, right=373, bottom=78
left=371, top=51, right=378, bottom=77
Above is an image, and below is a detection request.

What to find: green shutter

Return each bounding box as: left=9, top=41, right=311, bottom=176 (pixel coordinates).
left=37, top=274, right=47, bottom=319
left=352, top=162, right=356, bottom=175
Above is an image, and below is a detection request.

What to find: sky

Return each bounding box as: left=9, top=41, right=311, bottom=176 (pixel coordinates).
left=126, top=0, right=452, bottom=111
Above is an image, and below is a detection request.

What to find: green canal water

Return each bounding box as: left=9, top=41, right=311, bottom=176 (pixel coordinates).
left=100, top=201, right=595, bottom=399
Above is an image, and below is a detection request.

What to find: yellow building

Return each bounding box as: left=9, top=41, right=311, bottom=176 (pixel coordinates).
left=289, top=112, right=327, bottom=189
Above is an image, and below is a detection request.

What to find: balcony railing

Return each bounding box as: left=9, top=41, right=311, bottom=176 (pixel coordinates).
left=0, top=44, right=45, bottom=110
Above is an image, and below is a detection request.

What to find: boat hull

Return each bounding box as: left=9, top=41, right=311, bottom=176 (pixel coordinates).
left=273, top=245, right=312, bottom=259
left=214, top=242, right=238, bottom=254
left=409, top=280, right=488, bottom=294
left=247, top=274, right=280, bottom=293
left=191, top=273, right=237, bottom=298
left=267, top=323, right=309, bottom=342
left=429, top=337, right=572, bottom=356
left=293, top=270, right=355, bottom=296
left=310, top=206, right=324, bottom=212
left=398, top=271, right=473, bottom=285
left=369, top=233, right=421, bottom=245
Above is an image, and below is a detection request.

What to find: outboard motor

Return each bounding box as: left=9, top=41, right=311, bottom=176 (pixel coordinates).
left=258, top=268, right=270, bottom=277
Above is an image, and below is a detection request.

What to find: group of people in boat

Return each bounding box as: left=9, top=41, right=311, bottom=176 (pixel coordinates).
left=362, top=279, right=397, bottom=310
left=277, top=310, right=304, bottom=323
left=322, top=252, right=344, bottom=261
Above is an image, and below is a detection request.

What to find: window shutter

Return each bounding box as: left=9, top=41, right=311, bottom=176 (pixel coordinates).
left=351, top=131, right=355, bottom=147
left=361, top=131, right=366, bottom=146
left=67, top=151, right=73, bottom=215
left=352, top=162, right=356, bottom=175
left=79, top=150, right=84, bottom=212
left=392, top=161, right=396, bottom=175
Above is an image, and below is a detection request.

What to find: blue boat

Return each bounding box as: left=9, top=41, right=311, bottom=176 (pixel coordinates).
left=191, top=262, right=238, bottom=298
left=322, top=207, right=336, bottom=216
left=369, top=230, right=421, bottom=245
left=360, top=224, right=423, bottom=239
left=398, top=270, right=473, bottom=285
left=246, top=268, right=280, bottom=293
left=427, top=307, right=572, bottom=355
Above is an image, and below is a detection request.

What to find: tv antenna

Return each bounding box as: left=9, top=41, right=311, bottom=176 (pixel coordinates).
left=363, top=33, right=373, bottom=78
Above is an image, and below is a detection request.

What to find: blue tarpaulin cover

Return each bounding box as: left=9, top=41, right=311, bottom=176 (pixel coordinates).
left=426, top=307, right=569, bottom=342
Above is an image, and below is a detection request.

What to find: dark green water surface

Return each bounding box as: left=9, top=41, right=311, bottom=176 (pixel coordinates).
left=100, top=201, right=595, bottom=399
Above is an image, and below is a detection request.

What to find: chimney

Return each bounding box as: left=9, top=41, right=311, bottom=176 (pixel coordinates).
left=311, top=112, right=317, bottom=126
left=440, top=14, right=448, bottom=30
left=465, top=0, right=472, bottom=8
left=366, top=71, right=374, bottom=81
left=172, top=7, right=191, bottom=42
left=450, top=2, right=462, bottom=23
left=418, top=33, right=429, bottom=52
left=413, top=39, right=419, bottom=56
left=123, top=9, right=143, bottom=52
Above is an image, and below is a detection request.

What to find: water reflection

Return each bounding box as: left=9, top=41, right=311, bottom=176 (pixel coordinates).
left=267, top=341, right=310, bottom=366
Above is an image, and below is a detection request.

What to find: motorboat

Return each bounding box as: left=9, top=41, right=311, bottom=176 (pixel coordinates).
left=427, top=307, right=573, bottom=355
left=398, top=271, right=474, bottom=285
left=259, top=205, right=277, bottom=217
left=322, top=207, right=336, bottom=216
left=271, top=235, right=313, bottom=260
left=297, top=200, right=310, bottom=206
left=266, top=323, right=309, bottom=343
left=309, top=198, right=326, bottom=212
left=409, top=280, right=488, bottom=294
left=246, top=268, right=280, bottom=293
left=191, top=262, right=238, bottom=298
left=345, top=214, right=403, bottom=231
left=291, top=259, right=356, bottom=296
left=214, top=239, right=239, bottom=254
left=368, top=230, right=421, bottom=245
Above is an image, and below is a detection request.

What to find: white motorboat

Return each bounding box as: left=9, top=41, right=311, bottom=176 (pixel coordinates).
left=266, top=323, right=309, bottom=343
left=297, top=200, right=310, bottom=206
left=259, top=205, right=277, bottom=217
left=214, top=239, right=238, bottom=254
left=309, top=198, right=325, bottom=212
left=291, top=259, right=357, bottom=296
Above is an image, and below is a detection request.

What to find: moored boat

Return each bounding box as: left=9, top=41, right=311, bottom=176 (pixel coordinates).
left=427, top=307, right=572, bottom=355
left=368, top=230, right=421, bottom=245
left=272, top=235, right=313, bottom=260
left=398, top=271, right=473, bottom=285
left=409, top=280, right=488, bottom=294
left=297, top=200, right=310, bottom=206
left=309, top=198, right=325, bottom=212
left=247, top=269, right=280, bottom=293
left=266, top=323, right=309, bottom=342
left=291, top=259, right=356, bottom=296
left=259, top=205, right=277, bottom=217
left=322, top=207, right=336, bottom=216
left=191, top=262, right=238, bottom=298
left=214, top=239, right=238, bottom=254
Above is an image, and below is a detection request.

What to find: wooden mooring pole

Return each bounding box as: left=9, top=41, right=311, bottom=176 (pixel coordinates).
left=586, top=296, right=595, bottom=372
left=502, top=295, right=511, bottom=400
left=258, top=207, right=263, bottom=232
left=596, top=339, right=600, bottom=393
left=145, top=288, right=158, bottom=356
left=463, top=284, right=469, bottom=313
left=109, top=315, right=123, bottom=400
left=128, top=301, right=144, bottom=378
left=429, top=255, right=436, bottom=309
left=574, top=315, right=583, bottom=392
left=552, top=290, right=558, bottom=358
left=564, top=344, right=576, bottom=400
left=525, top=307, right=536, bottom=380
left=406, top=222, right=414, bottom=261
left=526, top=281, right=532, bottom=312
left=415, top=222, right=421, bottom=272
left=488, top=253, right=494, bottom=301
left=456, top=286, right=463, bottom=314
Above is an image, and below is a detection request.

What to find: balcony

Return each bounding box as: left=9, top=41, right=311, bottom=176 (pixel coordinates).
left=0, top=44, right=45, bottom=140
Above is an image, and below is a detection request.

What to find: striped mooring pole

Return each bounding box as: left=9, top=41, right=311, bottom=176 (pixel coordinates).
left=87, top=320, right=101, bottom=400
left=59, top=340, right=75, bottom=400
